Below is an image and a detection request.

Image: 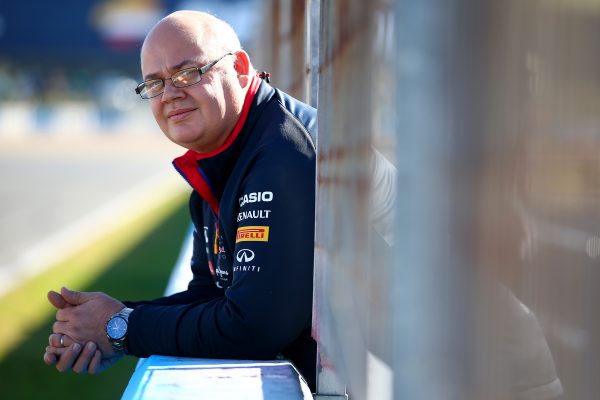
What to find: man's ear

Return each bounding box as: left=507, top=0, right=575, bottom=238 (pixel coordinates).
left=233, top=50, right=252, bottom=85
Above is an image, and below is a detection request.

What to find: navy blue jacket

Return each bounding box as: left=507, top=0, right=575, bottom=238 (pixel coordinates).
left=124, top=78, right=317, bottom=389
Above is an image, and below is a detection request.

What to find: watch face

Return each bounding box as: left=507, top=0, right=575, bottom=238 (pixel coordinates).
left=106, top=316, right=127, bottom=340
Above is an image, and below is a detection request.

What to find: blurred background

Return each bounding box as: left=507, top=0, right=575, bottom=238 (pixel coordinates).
left=309, top=0, right=600, bottom=399
left=0, top=0, right=259, bottom=398
left=2, top=0, right=600, bottom=399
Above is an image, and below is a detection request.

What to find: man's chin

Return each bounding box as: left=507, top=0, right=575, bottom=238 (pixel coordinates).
left=167, top=131, right=203, bottom=149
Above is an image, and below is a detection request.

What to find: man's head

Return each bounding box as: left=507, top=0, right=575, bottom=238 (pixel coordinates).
left=140, top=11, right=254, bottom=153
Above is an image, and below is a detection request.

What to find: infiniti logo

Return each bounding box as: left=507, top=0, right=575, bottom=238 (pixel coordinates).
left=236, top=249, right=255, bottom=263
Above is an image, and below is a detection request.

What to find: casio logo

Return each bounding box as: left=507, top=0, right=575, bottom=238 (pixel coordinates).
left=239, top=191, right=273, bottom=207
left=236, top=249, right=255, bottom=263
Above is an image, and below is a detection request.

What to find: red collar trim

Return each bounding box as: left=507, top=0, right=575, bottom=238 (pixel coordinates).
left=173, top=75, right=261, bottom=215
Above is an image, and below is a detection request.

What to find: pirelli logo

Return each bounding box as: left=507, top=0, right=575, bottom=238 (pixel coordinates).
left=236, top=226, right=270, bottom=243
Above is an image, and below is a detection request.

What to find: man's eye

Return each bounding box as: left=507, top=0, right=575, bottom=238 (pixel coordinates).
left=174, top=70, right=197, bottom=85
left=146, top=80, right=163, bottom=91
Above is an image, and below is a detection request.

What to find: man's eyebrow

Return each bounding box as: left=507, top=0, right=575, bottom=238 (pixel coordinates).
left=144, top=60, right=198, bottom=80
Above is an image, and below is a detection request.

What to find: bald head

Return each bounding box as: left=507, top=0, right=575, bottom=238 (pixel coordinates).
left=138, top=10, right=254, bottom=153
left=142, top=11, right=242, bottom=69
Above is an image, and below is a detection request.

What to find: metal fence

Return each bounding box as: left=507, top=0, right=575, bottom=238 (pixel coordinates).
left=255, top=0, right=600, bottom=398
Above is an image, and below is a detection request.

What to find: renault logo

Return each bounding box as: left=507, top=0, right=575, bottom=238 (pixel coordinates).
left=236, top=249, right=255, bottom=263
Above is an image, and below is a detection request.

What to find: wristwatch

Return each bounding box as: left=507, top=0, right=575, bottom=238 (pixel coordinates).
left=105, top=307, right=133, bottom=353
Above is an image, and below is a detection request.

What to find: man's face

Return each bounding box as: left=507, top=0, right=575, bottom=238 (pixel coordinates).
left=141, top=25, right=244, bottom=153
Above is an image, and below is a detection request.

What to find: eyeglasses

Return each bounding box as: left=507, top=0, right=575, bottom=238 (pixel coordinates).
left=135, top=52, right=233, bottom=99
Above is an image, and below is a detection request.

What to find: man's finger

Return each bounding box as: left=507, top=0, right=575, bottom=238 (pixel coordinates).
left=88, top=350, right=103, bottom=374
left=55, top=343, right=81, bottom=373
left=47, top=290, right=71, bottom=309
left=55, top=307, right=72, bottom=322
left=46, top=345, right=75, bottom=368
left=49, top=333, right=73, bottom=348
left=49, top=333, right=63, bottom=347
left=61, top=287, right=90, bottom=306
left=43, top=351, right=57, bottom=366
left=72, top=342, right=97, bottom=374
left=52, top=321, right=68, bottom=335
left=46, top=345, right=70, bottom=356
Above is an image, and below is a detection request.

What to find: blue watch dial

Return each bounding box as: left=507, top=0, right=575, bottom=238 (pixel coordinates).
left=106, top=316, right=128, bottom=340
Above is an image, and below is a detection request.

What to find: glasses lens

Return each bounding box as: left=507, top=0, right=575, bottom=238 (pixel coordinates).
left=172, top=68, right=200, bottom=88
left=139, top=80, right=164, bottom=99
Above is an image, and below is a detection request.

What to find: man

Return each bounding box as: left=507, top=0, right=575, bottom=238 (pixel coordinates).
left=43, top=10, right=317, bottom=390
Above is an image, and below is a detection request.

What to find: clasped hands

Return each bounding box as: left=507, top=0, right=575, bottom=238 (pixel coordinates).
left=43, top=287, right=125, bottom=374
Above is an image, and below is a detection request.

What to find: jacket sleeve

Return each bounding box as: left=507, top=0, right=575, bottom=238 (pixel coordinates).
left=123, top=192, right=224, bottom=309
left=126, top=138, right=316, bottom=359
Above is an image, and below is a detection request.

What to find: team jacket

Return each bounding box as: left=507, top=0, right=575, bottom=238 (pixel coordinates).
left=123, top=76, right=318, bottom=389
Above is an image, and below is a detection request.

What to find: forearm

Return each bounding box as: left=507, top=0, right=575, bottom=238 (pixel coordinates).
left=126, top=289, right=310, bottom=360
left=123, top=284, right=222, bottom=309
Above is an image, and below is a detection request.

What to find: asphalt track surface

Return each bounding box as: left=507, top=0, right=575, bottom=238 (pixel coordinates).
left=0, top=134, right=187, bottom=294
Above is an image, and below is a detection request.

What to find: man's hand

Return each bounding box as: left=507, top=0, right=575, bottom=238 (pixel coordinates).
left=48, top=287, right=125, bottom=359
left=44, top=335, right=122, bottom=374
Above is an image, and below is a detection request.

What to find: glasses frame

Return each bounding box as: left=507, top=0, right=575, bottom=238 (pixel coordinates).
left=135, top=52, right=234, bottom=99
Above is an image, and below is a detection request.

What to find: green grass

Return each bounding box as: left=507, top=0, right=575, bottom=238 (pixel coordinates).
left=0, top=195, right=190, bottom=399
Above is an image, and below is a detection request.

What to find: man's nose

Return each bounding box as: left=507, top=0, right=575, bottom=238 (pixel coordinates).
left=161, top=79, right=185, bottom=102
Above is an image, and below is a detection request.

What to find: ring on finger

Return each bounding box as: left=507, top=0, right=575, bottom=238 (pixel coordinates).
left=60, top=334, right=65, bottom=347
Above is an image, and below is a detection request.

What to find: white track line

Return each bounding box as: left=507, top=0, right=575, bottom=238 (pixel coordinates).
left=0, top=170, right=187, bottom=297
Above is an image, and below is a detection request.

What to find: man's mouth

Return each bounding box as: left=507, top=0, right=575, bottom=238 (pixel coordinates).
left=168, top=108, right=196, bottom=122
